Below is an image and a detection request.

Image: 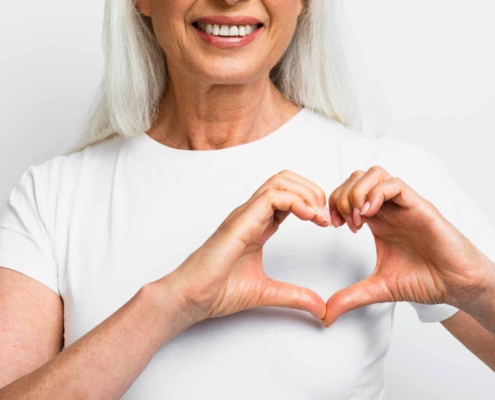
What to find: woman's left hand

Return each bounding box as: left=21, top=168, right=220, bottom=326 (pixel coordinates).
left=322, top=166, right=495, bottom=328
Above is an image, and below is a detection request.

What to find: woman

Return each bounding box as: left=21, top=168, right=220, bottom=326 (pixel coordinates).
left=0, top=0, right=494, bottom=398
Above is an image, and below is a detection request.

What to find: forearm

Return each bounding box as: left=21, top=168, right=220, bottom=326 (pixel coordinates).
left=0, top=278, right=190, bottom=399
left=450, top=259, right=495, bottom=335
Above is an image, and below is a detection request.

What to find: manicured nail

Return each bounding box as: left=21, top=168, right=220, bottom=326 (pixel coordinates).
left=322, top=205, right=332, bottom=226
left=345, top=216, right=358, bottom=234
left=330, top=209, right=341, bottom=227
left=360, top=201, right=370, bottom=216
left=353, top=207, right=361, bottom=226
left=307, top=206, right=319, bottom=216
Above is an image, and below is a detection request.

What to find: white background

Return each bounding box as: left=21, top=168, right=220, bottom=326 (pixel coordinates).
left=0, top=0, right=494, bottom=398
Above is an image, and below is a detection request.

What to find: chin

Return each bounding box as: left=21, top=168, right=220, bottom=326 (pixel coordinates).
left=187, top=61, right=267, bottom=86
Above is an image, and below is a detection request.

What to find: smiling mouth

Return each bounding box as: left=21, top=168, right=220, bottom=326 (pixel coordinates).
left=192, top=22, right=263, bottom=37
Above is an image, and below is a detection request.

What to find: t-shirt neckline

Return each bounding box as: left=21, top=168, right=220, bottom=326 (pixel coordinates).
left=132, top=107, right=311, bottom=168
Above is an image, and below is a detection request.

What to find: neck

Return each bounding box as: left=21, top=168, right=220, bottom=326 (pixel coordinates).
left=146, top=65, right=301, bottom=151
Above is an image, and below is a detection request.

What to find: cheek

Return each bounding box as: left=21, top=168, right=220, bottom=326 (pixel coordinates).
left=147, top=0, right=302, bottom=83
left=149, top=0, right=192, bottom=55
left=266, top=0, right=302, bottom=24
left=151, top=0, right=193, bottom=16
left=265, top=0, right=301, bottom=48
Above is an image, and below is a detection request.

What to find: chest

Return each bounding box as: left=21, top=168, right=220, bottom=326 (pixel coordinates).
left=55, top=155, right=393, bottom=398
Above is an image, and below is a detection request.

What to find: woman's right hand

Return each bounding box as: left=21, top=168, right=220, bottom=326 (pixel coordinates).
left=162, top=170, right=332, bottom=329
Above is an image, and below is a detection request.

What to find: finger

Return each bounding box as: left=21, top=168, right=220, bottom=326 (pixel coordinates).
left=363, top=177, right=422, bottom=218
left=322, top=275, right=393, bottom=328
left=328, top=179, right=346, bottom=214
left=212, top=188, right=323, bottom=273
left=270, top=171, right=332, bottom=227
left=330, top=172, right=366, bottom=233
left=333, top=170, right=366, bottom=217
left=232, top=188, right=322, bottom=248
left=346, top=166, right=393, bottom=224
left=330, top=208, right=345, bottom=228
left=261, top=276, right=327, bottom=320
left=328, top=183, right=346, bottom=227
left=249, top=170, right=332, bottom=227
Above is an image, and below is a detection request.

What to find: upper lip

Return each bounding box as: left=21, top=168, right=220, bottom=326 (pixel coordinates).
left=193, top=16, right=263, bottom=26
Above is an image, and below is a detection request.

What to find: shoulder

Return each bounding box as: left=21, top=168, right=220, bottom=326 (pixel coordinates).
left=31, top=134, right=127, bottom=184
left=304, top=108, right=434, bottom=178
left=301, top=108, right=439, bottom=184
left=302, top=108, right=353, bottom=142
left=23, top=134, right=128, bottom=208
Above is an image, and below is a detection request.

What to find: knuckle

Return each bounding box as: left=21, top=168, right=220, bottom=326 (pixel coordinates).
left=277, top=169, right=292, bottom=177
left=390, top=177, right=403, bottom=187
left=368, top=165, right=384, bottom=174
left=270, top=174, right=283, bottom=185
left=350, top=170, right=365, bottom=180
left=261, top=187, right=277, bottom=199
left=348, top=189, right=363, bottom=205
left=270, top=174, right=287, bottom=190
left=315, top=188, right=327, bottom=204
left=336, top=197, right=349, bottom=213
left=270, top=174, right=288, bottom=191
left=367, top=185, right=380, bottom=200
left=328, top=195, right=338, bottom=208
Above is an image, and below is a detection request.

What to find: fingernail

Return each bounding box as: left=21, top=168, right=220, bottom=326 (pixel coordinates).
left=345, top=216, right=358, bottom=234
left=330, top=209, right=343, bottom=227
left=307, top=206, right=319, bottom=216
left=322, top=205, right=332, bottom=226
left=360, top=201, right=370, bottom=216
left=352, top=207, right=361, bottom=226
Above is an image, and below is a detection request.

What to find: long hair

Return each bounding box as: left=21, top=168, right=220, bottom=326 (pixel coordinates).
left=61, top=0, right=364, bottom=156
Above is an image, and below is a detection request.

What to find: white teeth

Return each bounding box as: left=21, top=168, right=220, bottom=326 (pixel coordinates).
left=197, top=23, right=259, bottom=37
left=219, top=25, right=230, bottom=36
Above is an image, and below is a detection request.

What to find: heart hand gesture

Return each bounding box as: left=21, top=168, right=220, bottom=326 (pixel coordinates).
left=166, top=170, right=332, bottom=329
left=322, top=166, right=495, bottom=328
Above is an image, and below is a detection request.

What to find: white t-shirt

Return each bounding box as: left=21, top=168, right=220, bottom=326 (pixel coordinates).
left=1, top=108, right=495, bottom=399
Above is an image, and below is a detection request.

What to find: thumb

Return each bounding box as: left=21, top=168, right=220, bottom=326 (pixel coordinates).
left=261, top=276, right=327, bottom=320
left=323, top=275, right=393, bottom=328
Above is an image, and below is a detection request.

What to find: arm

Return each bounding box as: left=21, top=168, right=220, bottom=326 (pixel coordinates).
left=0, top=169, right=330, bottom=398
left=440, top=258, right=495, bottom=372
left=322, top=165, right=495, bottom=336
left=0, top=266, right=189, bottom=399
left=441, top=309, right=495, bottom=372
left=0, top=267, right=63, bottom=387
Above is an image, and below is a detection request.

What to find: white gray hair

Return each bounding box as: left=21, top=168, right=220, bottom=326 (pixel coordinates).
left=62, top=0, right=364, bottom=155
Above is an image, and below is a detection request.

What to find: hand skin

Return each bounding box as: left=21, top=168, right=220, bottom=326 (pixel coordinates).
left=161, top=169, right=332, bottom=325
left=323, top=165, right=495, bottom=335
left=0, top=170, right=331, bottom=398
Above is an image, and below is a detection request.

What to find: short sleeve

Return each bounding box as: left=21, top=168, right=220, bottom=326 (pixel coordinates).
left=384, top=142, right=495, bottom=323
left=0, top=165, right=59, bottom=295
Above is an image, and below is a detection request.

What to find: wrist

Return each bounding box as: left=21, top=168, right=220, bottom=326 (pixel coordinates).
left=448, top=258, right=495, bottom=333
left=140, top=276, right=198, bottom=345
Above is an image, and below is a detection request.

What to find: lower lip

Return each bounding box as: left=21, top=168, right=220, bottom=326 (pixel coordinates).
left=193, top=25, right=262, bottom=48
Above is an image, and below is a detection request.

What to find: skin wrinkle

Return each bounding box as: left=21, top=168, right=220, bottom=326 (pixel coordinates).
left=2, top=1, right=495, bottom=398
left=137, top=0, right=305, bottom=152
